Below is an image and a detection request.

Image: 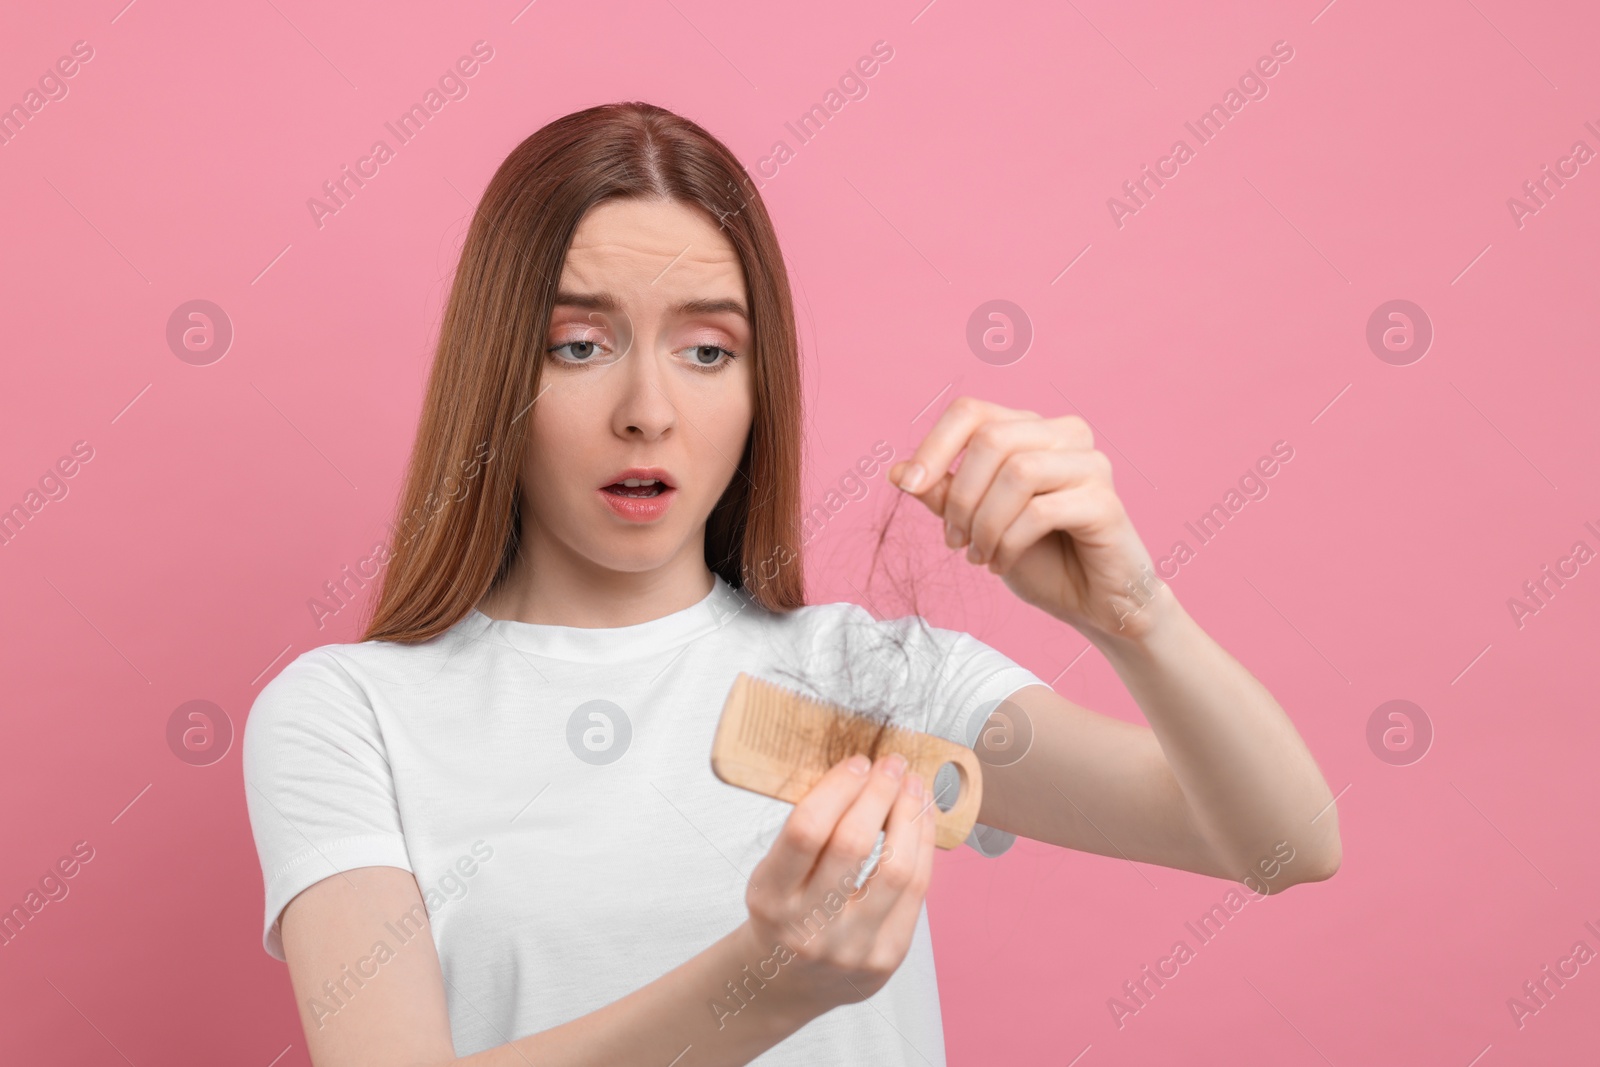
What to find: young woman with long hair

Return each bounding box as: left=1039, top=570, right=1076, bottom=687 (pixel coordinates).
left=243, top=101, right=1341, bottom=1066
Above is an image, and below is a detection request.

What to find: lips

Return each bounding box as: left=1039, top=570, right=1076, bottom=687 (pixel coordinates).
left=600, top=467, right=676, bottom=498
left=598, top=467, right=678, bottom=523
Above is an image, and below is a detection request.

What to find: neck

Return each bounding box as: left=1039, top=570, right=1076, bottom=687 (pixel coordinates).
left=476, top=520, right=715, bottom=628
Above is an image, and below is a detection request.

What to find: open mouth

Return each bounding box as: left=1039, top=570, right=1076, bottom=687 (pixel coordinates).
left=602, top=477, right=669, bottom=498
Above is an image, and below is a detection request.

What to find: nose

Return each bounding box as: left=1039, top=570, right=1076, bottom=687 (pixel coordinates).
left=610, top=333, right=677, bottom=442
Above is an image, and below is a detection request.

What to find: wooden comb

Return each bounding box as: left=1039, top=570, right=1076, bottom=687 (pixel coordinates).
left=709, top=671, right=983, bottom=849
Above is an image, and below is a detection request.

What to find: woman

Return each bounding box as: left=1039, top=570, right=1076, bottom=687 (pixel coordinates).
left=243, top=101, right=1341, bottom=1066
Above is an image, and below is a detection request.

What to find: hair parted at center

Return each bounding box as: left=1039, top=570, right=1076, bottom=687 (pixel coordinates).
left=361, top=101, right=807, bottom=644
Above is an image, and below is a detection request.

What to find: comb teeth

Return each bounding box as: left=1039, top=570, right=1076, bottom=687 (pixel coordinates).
left=744, top=673, right=861, bottom=720
left=738, top=676, right=841, bottom=771
left=709, top=671, right=986, bottom=850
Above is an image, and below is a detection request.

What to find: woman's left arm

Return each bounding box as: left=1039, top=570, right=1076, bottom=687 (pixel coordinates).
left=890, top=397, right=1341, bottom=890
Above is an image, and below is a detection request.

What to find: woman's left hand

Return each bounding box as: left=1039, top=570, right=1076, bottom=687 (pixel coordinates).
left=889, top=396, right=1169, bottom=642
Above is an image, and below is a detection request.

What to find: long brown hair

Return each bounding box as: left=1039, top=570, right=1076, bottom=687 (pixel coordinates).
left=361, top=102, right=806, bottom=644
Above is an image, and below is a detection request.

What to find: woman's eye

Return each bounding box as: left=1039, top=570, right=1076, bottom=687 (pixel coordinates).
left=549, top=339, right=607, bottom=363
left=548, top=340, right=734, bottom=369
left=686, top=344, right=735, bottom=369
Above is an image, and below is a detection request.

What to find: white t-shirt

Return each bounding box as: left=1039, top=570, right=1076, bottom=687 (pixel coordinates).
left=242, top=572, right=1045, bottom=1064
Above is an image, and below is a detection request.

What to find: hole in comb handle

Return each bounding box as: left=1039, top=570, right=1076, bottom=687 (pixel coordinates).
left=931, top=759, right=961, bottom=813
left=712, top=673, right=985, bottom=849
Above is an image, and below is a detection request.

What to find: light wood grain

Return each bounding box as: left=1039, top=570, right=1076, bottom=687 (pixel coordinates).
left=709, top=672, right=983, bottom=849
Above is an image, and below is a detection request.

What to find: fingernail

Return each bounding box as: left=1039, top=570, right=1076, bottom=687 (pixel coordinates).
left=847, top=754, right=870, bottom=775
left=884, top=753, right=907, bottom=779
left=898, top=463, right=925, bottom=493
left=905, top=772, right=924, bottom=799
left=945, top=519, right=959, bottom=548
left=967, top=543, right=983, bottom=564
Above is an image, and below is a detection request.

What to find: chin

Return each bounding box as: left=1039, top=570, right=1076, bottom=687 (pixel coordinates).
left=550, top=487, right=702, bottom=573
left=582, top=528, right=688, bottom=572
left=589, top=548, right=686, bottom=577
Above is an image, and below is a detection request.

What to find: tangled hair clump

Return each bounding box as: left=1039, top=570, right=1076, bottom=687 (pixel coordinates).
left=765, top=489, right=974, bottom=803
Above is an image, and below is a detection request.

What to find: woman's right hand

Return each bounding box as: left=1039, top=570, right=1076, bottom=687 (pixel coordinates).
left=741, top=752, right=937, bottom=1020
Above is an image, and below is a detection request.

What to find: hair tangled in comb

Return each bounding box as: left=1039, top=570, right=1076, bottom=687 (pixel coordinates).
left=765, top=486, right=977, bottom=798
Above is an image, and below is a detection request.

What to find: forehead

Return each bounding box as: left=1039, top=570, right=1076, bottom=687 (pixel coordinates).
left=559, top=198, right=746, bottom=305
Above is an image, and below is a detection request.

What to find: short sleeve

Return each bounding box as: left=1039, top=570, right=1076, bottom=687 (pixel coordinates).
left=921, top=624, right=1051, bottom=858
left=800, top=604, right=1049, bottom=858
left=241, top=647, right=413, bottom=961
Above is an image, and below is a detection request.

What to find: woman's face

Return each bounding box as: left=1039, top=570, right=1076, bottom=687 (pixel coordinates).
left=522, top=197, right=755, bottom=577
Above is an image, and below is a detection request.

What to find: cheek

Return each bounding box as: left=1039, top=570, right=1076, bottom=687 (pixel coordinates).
left=711, top=376, right=756, bottom=460
left=524, top=406, right=591, bottom=493
left=682, top=362, right=754, bottom=436
left=676, top=389, right=752, bottom=502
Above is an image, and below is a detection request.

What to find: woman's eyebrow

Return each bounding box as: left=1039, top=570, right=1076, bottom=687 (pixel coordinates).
left=554, top=291, right=748, bottom=321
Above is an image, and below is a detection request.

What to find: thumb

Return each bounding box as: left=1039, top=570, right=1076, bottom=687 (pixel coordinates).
left=889, top=461, right=952, bottom=519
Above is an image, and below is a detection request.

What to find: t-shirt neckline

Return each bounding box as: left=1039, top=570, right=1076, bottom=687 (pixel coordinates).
left=463, top=573, right=750, bottom=662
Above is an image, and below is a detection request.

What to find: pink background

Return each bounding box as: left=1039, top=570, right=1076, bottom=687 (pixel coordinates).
left=3, top=0, right=1597, bottom=1063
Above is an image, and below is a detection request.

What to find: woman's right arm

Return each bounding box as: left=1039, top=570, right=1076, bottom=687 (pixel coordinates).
left=281, top=753, right=935, bottom=1067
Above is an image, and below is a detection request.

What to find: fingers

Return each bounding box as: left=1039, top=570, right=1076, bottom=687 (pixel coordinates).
left=874, top=764, right=936, bottom=903
left=758, top=755, right=874, bottom=890
left=822, top=761, right=936, bottom=932
left=941, top=420, right=1098, bottom=552
left=965, top=449, right=1112, bottom=568
left=872, top=779, right=938, bottom=955
left=890, top=465, right=955, bottom=521
left=991, top=490, right=1100, bottom=573
left=810, top=755, right=915, bottom=902
left=744, top=763, right=941, bottom=1014
left=889, top=397, right=1042, bottom=500
left=889, top=399, right=1093, bottom=533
